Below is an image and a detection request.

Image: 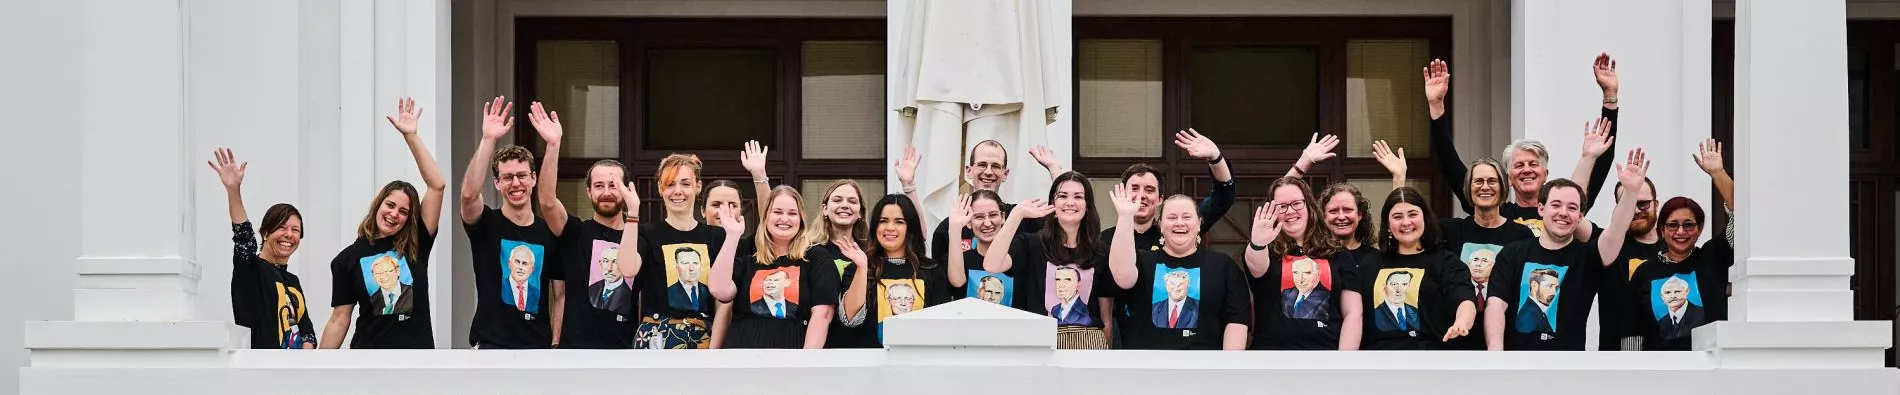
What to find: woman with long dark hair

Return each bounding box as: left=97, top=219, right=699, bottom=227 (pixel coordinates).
left=1355, top=187, right=1478, bottom=350
left=210, top=148, right=314, bottom=349
left=319, top=97, right=447, bottom=349
left=982, top=171, right=1117, bottom=349
left=1244, top=177, right=1365, bottom=350
left=835, top=194, right=954, bottom=346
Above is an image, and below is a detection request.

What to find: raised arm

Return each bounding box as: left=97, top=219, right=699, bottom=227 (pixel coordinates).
left=1177, top=129, right=1237, bottom=233
left=1570, top=116, right=1614, bottom=213
left=388, top=97, right=448, bottom=236
left=1372, top=140, right=1408, bottom=188
left=945, top=195, right=972, bottom=288
left=834, top=239, right=872, bottom=323
left=1030, top=145, right=1065, bottom=181
left=460, top=97, right=512, bottom=226
left=1242, top=205, right=1284, bottom=278
left=208, top=148, right=250, bottom=224
left=1597, top=148, right=1650, bottom=267
left=1583, top=53, right=1621, bottom=214
left=1287, top=133, right=1339, bottom=179
left=741, top=140, right=772, bottom=219
left=1106, top=186, right=1141, bottom=289
left=982, top=198, right=1053, bottom=274
left=709, top=206, right=745, bottom=303
left=528, top=102, right=570, bottom=236
left=1694, top=139, right=1734, bottom=210
left=613, top=182, right=644, bottom=279
left=1423, top=59, right=1474, bottom=214
left=895, top=146, right=922, bottom=209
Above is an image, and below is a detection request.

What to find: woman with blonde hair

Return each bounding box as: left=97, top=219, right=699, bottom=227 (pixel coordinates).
left=708, top=186, right=840, bottom=348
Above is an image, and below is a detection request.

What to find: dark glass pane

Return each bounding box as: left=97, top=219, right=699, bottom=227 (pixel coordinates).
left=1189, top=45, right=1319, bottom=147
left=1850, top=49, right=1867, bottom=149
left=645, top=49, right=777, bottom=150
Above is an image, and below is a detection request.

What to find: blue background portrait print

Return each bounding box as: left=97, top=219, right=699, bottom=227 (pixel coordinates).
left=358, top=251, right=414, bottom=295
left=1649, top=272, right=1704, bottom=320
left=1460, top=243, right=1503, bottom=265
left=498, top=239, right=547, bottom=313
left=1149, top=267, right=1203, bottom=304
left=1515, top=262, right=1567, bottom=333
left=966, top=269, right=1014, bottom=305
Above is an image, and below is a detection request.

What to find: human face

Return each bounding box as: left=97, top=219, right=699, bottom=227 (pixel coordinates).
left=701, top=186, right=741, bottom=225
left=373, top=257, right=401, bottom=290
left=1623, top=183, right=1658, bottom=237
left=1509, top=150, right=1548, bottom=201
left=587, top=166, right=626, bottom=218
left=1053, top=181, right=1088, bottom=226
left=1272, top=185, right=1309, bottom=239
left=374, top=192, right=413, bottom=238
left=1661, top=280, right=1689, bottom=311
left=764, top=194, right=802, bottom=243
left=823, top=184, right=862, bottom=228
left=264, top=215, right=303, bottom=260
left=1468, top=249, right=1496, bottom=282
left=1054, top=268, right=1080, bottom=300
left=1165, top=274, right=1188, bottom=301
left=875, top=204, right=909, bottom=256
left=889, top=285, right=917, bottom=314
left=968, top=198, right=1005, bottom=244
left=493, top=160, right=535, bottom=208
left=1324, top=192, right=1360, bottom=240
left=676, top=251, right=702, bottom=286
left=1386, top=273, right=1411, bottom=301
left=1158, top=199, right=1201, bottom=251
left=509, top=246, right=536, bottom=283
left=1661, top=209, right=1703, bottom=256
left=661, top=167, right=700, bottom=214
left=1125, top=173, right=1161, bottom=222
left=978, top=279, right=1005, bottom=303
left=964, top=145, right=1009, bottom=191
left=762, top=270, right=789, bottom=299
left=1470, top=163, right=1504, bottom=209
left=1533, top=277, right=1558, bottom=304
left=1291, top=259, right=1317, bottom=293
left=1387, top=202, right=1425, bottom=249
left=599, top=248, right=620, bottom=280
left=1537, top=186, right=1584, bottom=239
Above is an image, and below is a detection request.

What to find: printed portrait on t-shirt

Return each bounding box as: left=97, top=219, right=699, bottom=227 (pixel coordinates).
left=1515, top=218, right=1545, bottom=238
left=1460, top=243, right=1504, bottom=289
left=1045, top=263, right=1096, bottom=326
left=877, top=279, right=927, bottom=323
left=498, top=239, right=546, bottom=313
left=275, top=283, right=306, bottom=349
left=661, top=243, right=714, bottom=313
left=1150, top=266, right=1202, bottom=329
left=1626, top=258, right=1649, bottom=281
left=1278, top=256, right=1334, bottom=320
left=1372, top=268, right=1426, bottom=333
left=966, top=269, right=1013, bottom=306
left=1650, top=273, right=1706, bottom=340
left=358, top=251, right=415, bottom=316
left=1515, top=263, right=1568, bottom=334
left=748, top=267, right=803, bottom=319
left=587, top=240, right=634, bottom=315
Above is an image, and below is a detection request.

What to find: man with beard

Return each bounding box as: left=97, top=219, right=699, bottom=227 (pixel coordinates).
left=535, top=103, right=642, bottom=348
left=460, top=98, right=562, bottom=349
left=1599, top=177, right=1665, bottom=350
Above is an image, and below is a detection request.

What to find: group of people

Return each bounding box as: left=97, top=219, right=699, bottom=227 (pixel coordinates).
left=215, top=53, right=1735, bottom=351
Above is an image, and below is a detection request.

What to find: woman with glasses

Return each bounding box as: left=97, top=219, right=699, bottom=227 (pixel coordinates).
left=1625, top=139, right=1735, bottom=351
left=1244, top=177, right=1365, bottom=350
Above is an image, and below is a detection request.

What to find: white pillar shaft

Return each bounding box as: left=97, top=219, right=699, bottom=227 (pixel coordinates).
left=80, top=0, right=193, bottom=262
left=1732, top=0, right=1853, bottom=322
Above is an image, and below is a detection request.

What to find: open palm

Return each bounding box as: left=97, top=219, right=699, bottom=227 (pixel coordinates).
left=206, top=147, right=247, bottom=190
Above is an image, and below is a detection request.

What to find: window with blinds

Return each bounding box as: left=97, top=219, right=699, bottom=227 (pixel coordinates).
left=1347, top=39, right=1432, bottom=159
left=802, top=42, right=887, bottom=160
left=1078, top=39, right=1165, bottom=158
left=535, top=40, right=620, bottom=159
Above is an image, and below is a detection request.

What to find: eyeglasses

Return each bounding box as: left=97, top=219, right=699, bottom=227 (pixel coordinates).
left=970, top=161, right=1006, bottom=172
left=1272, top=202, right=1303, bottom=214
left=1635, top=200, right=1656, bottom=210
left=499, top=172, right=535, bottom=184
left=1662, top=221, right=1700, bottom=231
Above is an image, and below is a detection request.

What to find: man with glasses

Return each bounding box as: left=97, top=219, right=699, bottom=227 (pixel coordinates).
left=458, top=97, right=564, bottom=349
left=930, top=140, right=1048, bottom=261
left=1597, top=176, right=1665, bottom=351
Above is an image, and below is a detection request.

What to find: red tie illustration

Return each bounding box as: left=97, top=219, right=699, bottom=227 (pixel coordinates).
left=1475, top=283, right=1486, bottom=312
left=1168, top=305, right=1180, bottom=327
left=515, top=285, right=527, bottom=311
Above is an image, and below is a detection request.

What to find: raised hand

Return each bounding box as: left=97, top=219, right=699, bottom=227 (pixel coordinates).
left=718, top=205, right=745, bottom=238
left=387, top=97, right=424, bottom=135
left=1594, top=53, right=1619, bottom=96
left=207, top=147, right=248, bottom=191
left=1372, top=140, right=1407, bottom=176
left=1029, top=145, right=1061, bottom=173
left=741, top=140, right=770, bottom=181
left=1298, top=133, right=1340, bottom=168
left=1109, top=184, right=1139, bottom=218
left=835, top=238, right=869, bottom=265
left=949, top=194, right=972, bottom=230
left=480, top=96, right=514, bottom=141
left=1015, top=198, right=1056, bottom=219
left=616, top=181, right=641, bottom=216
left=1616, top=147, right=1650, bottom=191
left=1173, top=128, right=1222, bottom=161
left=1423, top=59, right=1450, bottom=104
left=528, top=101, right=563, bottom=144
left=895, top=145, right=920, bottom=187
left=1692, top=138, right=1725, bottom=175
left=1250, top=204, right=1283, bottom=246
left=1580, top=117, right=1615, bottom=158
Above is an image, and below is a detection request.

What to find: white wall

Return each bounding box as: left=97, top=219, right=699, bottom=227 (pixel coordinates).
left=0, top=1, right=83, bottom=394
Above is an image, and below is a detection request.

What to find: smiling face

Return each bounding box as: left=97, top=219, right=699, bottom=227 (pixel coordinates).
left=1470, top=163, right=1505, bottom=209
left=762, top=270, right=789, bottom=299
left=1272, top=185, right=1310, bottom=239
left=508, top=245, right=536, bottom=284
left=1054, top=267, right=1081, bottom=301
left=1622, top=182, right=1658, bottom=237
left=374, top=192, right=413, bottom=238
left=493, top=160, right=535, bottom=208
left=1387, top=202, right=1425, bottom=248
left=968, top=197, right=1005, bottom=244
left=701, top=185, right=741, bottom=226
left=1164, top=271, right=1190, bottom=302
left=875, top=204, right=909, bottom=256
left=1509, top=149, right=1548, bottom=201
left=1052, top=180, right=1088, bottom=225
left=1125, top=172, right=1161, bottom=223
left=888, top=283, right=917, bottom=314
left=661, top=166, right=701, bottom=215
left=1661, top=208, right=1703, bottom=256
left=1323, top=192, right=1360, bottom=241
left=1291, top=258, right=1318, bottom=293
left=372, top=256, right=402, bottom=291
left=1158, top=198, right=1201, bottom=251
left=586, top=165, right=626, bottom=218
left=1538, top=185, right=1584, bottom=240
left=823, top=184, right=862, bottom=228
left=264, top=215, right=303, bottom=260
left=964, top=144, right=1009, bottom=191
left=764, top=194, right=802, bottom=243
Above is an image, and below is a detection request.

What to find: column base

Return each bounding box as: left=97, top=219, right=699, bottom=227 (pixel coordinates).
left=24, top=321, right=242, bottom=368
left=74, top=256, right=201, bottom=322
left=1695, top=320, right=1892, bottom=369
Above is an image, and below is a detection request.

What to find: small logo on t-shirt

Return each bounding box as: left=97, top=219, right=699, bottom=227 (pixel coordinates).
left=522, top=313, right=535, bottom=321
left=959, top=238, right=975, bottom=252
left=1539, top=333, right=1554, bottom=341
left=1316, top=321, right=1327, bottom=328
left=397, top=314, right=411, bottom=321
left=1181, top=330, right=1195, bottom=337
left=615, top=315, right=627, bottom=322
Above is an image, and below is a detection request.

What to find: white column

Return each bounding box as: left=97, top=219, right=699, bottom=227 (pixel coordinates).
left=1702, top=0, right=1891, bottom=370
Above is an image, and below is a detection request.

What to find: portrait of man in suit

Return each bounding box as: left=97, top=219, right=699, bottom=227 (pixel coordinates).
left=750, top=269, right=800, bottom=319
left=502, top=243, right=543, bottom=313
left=1048, top=266, right=1093, bottom=326
left=365, top=254, right=413, bottom=316
left=1280, top=257, right=1331, bottom=320
left=1373, top=270, right=1423, bottom=332
left=887, top=282, right=919, bottom=316
left=588, top=247, right=634, bottom=314
left=1462, top=244, right=1502, bottom=301
left=666, top=246, right=713, bottom=312
left=1516, top=267, right=1561, bottom=333
left=1150, top=269, right=1199, bottom=329
left=975, top=275, right=1007, bottom=305
left=1655, top=275, right=1704, bottom=340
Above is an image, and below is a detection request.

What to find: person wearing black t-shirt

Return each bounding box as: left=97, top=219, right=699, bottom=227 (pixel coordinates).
left=1627, top=140, right=1737, bottom=351
left=932, top=140, right=1043, bottom=262
left=1377, top=140, right=1535, bottom=350
left=983, top=172, right=1118, bottom=349
left=837, top=195, right=956, bottom=347
left=209, top=148, right=316, bottom=350
left=1056, top=130, right=1236, bottom=253
left=1107, top=192, right=1251, bottom=350
left=701, top=179, right=746, bottom=349
left=1244, top=177, right=1363, bottom=350
left=1484, top=149, right=1650, bottom=351
left=958, top=190, right=1014, bottom=308
left=804, top=179, right=879, bottom=349
left=531, top=107, right=644, bottom=349
left=320, top=97, right=447, bottom=349
left=1320, top=183, right=1379, bottom=268
left=1597, top=175, right=1665, bottom=351
left=707, top=186, right=841, bottom=348
left=616, top=154, right=730, bottom=349
left=1355, top=187, right=1478, bottom=350
left=454, top=99, right=563, bottom=350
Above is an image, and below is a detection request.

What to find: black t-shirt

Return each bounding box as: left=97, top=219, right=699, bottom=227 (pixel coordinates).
left=996, top=234, right=1115, bottom=329
left=329, top=229, right=438, bottom=349
left=812, top=242, right=880, bottom=349
left=1437, top=217, right=1533, bottom=350
left=634, top=222, right=728, bottom=319
left=1628, top=238, right=1732, bottom=351
left=1597, top=237, right=1663, bottom=350
left=724, top=239, right=843, bottom=349
left=556, top=218, right=638, bottom=349
left=463, top=207, right=560, bottom=349
left=1357, top=249, right=1477, bottom=350
left=230, top=222, right=316, bottom=350
left=931, top=202, right=1040, bottom=262
left=1343, top=244, right=1378, bottom=273
left=1488, top=239, right=1604, bottom=350
left=1119, top=249, right=1251, bottom=350
left=1248, top=247, right=1358, bottom=350
left=962, top=247, right=1018, bottom=308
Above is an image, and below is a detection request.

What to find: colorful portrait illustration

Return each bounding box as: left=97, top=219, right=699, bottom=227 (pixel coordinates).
left=1651, top=273, right=1705, bottom=340
left=966, top=269, right=1014, bottom=306
left=1372, top=268, right=1426, bottom=332
left=1516, top=217, right=1545, bottom=238
left=1279, top=256, right=1334, bottom=320
left=1046, top=263, right=1096, bottom=326
left=1514, top=263, right=1567, bottom=334
left=833, top=259, right=853, bottom=282
left=749, top=267, right=803, bottom=319
left=1150, top=266, right=1202, bottom=329
left=586, top=240, right=634, bottom=315
left=275, top=283, right=306, bottom=349
left=499, top=239, right=546, bottom=313
left=877, top=279, right=927, bottom=323
left=358, top=251, right=415, bottom=316
left=661, top=243, right=714, bottom=312
left=1460, top=243, right=1504, bottom=288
